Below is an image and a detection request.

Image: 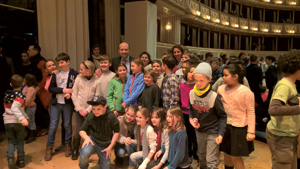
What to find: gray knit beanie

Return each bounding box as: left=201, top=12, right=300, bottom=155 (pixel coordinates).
left=193, top=62, right=212, bottom=79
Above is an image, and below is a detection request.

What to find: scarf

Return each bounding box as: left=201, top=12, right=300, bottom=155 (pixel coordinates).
left=193, top=84, right=211, bottom=97
left=92, top=54, right=101, bottom=69
left=155, top=127, right=162, bottom=152
left=119, top=115, right=136, bottom=139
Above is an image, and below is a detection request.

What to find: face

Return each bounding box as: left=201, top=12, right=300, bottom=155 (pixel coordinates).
left=21, top=53, right=30, bottom=63
left=118, top=43, right=130, bottom=59
left=117, top=66, right=127, bottom=78
left=151, top=112, right=161, bottom=127
left=58, top=60, right=70, bottom=71
left=265, top=59, right=272, bottom=65
left=182, top=62, right=190, bottom=75
left=131, top=62, right=142, bottom=74
left=211, top=62, right=218, bottom=70
left=136, top=111, right=149, bottom=127
left=187, top=67, right=195, bottom=82
left=93, top=47, right=100, bottom=56
left=194, top=73, right=211, bottom=90
left=92, top=105, right=107, bottom=117
left=45, top=61, right=57, bottom=74
left=181, top=54, right=190, bottom=62
left=27, top=45, right=38, bottom=57
left=79, top=64, right=91, bottom=76
left=100, top=60, right=111, bottom=72
left=223, top=69, right=237, bottom=85
left=166, top=111, right=180, bottom=129
left=144, top=73, right=154, bottom=86
left=126, top=109, right=136, bottom=123
left=152, top=62, right=161, bottom=74
left=141, top=54, right=150, bottom=66
left=206, top=56, right=213, bottom=62
left=173, top=48, right=182, bottom=62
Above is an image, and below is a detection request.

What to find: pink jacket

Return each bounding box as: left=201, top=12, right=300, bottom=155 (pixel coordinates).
left=217, top=84, right=255, bottom=133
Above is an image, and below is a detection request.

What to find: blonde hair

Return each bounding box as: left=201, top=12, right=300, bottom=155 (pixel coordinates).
left=144, top=69, right=157, bottom=83
left=82, top=60, right=95, bottom=74
left=167, top=107, right=185, bottom=133
left=132, top=58, right=144, bottom=73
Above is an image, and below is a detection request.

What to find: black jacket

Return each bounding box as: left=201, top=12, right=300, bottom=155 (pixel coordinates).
left=48, top=68, right=78, bottom=105
left=265, top=65, right=277, bottom=90
left=246, top=64, right=263, bottom=104
left=110, top=56, right=134, bottom=74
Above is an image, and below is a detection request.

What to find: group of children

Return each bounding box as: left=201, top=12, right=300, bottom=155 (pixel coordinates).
left=5, top=45, right=300, bottom=169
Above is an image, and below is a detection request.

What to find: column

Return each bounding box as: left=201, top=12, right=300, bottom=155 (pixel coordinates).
left=203, top=31, right=208, bottom=48
left=125, top=1, right=157, bottom=59
left=104, top=0, right=121, bottom=58
left=37, top=0, right=89, bottom=69
left=245, top=36, right=249, bottom=50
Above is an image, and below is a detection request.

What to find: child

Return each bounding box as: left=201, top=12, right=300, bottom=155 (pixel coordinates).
left=107, top=64, right=128, bottom=116
left=122, top=58, right=145, bottom=108
left=164, top=107, right=190, bottom=169
left=138, top=69, right=161, bottom=112
left=189, top=62, right=227, bottom=169
left=23, top=74, right=38, bottom=144
left=45, top=53, right=78, bottom=161
left=147, top=108, right=169, bottom=169
left=266, top=51, right=300, bottom=169
left=71, top=60, right=99, bottom=160
left=218, top=64, right=255, bottom=169
left=115, top=105, right=138, bottom=165
left=175, top=53, right=191, bottom=83
left=152, top=60, right=164, bottom=88
left=180, top=66, right=198, bottom=162
left=210, top=59, right=222, bottom=85
left=161, top=56, right=180, bottom=112
left=78, top=96, right=120, bottom=169
left=3, top=75, right=28, bottom=168
left=95, top=55, right=116, bottom=99
left=128, top=108, right=157, bottom=169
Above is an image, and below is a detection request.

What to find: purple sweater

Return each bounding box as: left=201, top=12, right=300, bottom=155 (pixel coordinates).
left=180, top=83, right=195, bottom=115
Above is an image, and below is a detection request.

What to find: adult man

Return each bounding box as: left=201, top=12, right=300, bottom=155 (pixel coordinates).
left=205, top=52, right=213, bottom=63
left=265, top=56, right=277, bottom=100
left=110, top=42, right=133, bottom=76
left=27, top=44, right=50, bottom=136
left=246, top=54, right=263, bottom=106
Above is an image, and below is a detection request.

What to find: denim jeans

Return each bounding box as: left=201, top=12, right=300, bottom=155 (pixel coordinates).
left=128, top=143, right=143, bottom=166
left=25, top=106, right=36, bottom=130
left=47, top=104, right=73, bottom=146
left=115, top=142, right=130, bottom=158
left=79, top=137, right=110, bottom=169
left=5, top=124, right=25, bottom=158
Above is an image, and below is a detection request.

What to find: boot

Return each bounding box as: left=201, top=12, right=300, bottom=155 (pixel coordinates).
left=71, top=137, right=80, bottom=160
left=16, top=155, right=25, bottom=168
left=7, top=157, right=16, bottom=169
left=44, top=145, right=53, bottom=161
left=65, top=143, right=72, bottom=157
left=25, top=130, right=36, bottom=144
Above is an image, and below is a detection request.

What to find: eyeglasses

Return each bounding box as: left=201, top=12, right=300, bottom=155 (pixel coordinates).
left=82, top=62, right=89, bottom=69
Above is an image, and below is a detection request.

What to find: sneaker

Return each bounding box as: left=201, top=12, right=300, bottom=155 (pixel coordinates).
left=7, top=157, right=16, bottom=169
left=16, top=156, right=25, bottom=168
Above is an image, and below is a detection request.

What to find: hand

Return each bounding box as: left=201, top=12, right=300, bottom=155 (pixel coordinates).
left=95, top=68, right=102, bottom=78
left=215, top=135, right=223, bottom=144
left=122, top=102, right=127, bottom=108
left=52, top=70, right=58, bottom=74
left=118, top=115, right=123, bottom=120
left=82, top=137, right=94, bottom=148
left=138, top=106, right=142, bottom=110
left=124, top=137, right=132, bottom=145
left=63, top=88, right=73, bottom=94
left=298, top=97, right=300, bottom=106
left=163, top=167, right=168, bottom=169
left=154, top=150, right=162, bottom=161
left=246, top=133, right=255, bottom=141
left=113, top=110, right=118, bottom=116
left=21, top=119, right=28, bottom=126
left=191, top=118, right=200, bottom=129
left=79, top=110, right=88, bottom=117
left=101, top=146, right=112, bottom=159
left=138, top=158, right=150, bottom=169
left=64, top=93, right=71, bottom=99
left=152, top=162, right=163, bottom=169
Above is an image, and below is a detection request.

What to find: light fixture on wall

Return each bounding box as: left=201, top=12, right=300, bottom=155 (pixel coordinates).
left=165, top=23, right=172, bottom=31
left=288, top=30, right=295, bottom=33
left=262, top=28, right=269, bottom=32
left=214, top=19, right=220, bottom=23
left=203, top=15, right=210, bottom=20
left=289, top=1, right=297, bottom=5
left=251, top=27, right=258, bottom=31
left=241, top=26, right=248, bottom=29
left=274, top=29, right=281, bottom=33
left=222, top=21, right=229, bottom=26
left=264, top=0, right=270, bottom=2
left=275, top=0, right=283, bottom=4
left=232, top=24, right=239, bottom=28
left=196, top=11, right=201, bottom=16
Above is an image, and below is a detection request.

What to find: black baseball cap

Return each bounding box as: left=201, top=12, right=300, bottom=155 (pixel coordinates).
left=87, top=96, right=107, bottom=106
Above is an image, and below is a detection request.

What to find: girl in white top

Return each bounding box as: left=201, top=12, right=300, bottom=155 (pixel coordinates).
left=71, top=60, right=99, bottom=160
left=147, top=108, right=169, bottom=169
left=128, top=108, right=157, bottom=169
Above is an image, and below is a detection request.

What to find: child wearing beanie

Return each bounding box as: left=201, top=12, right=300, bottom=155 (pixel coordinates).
left=189, top=62, right=227, bottom=169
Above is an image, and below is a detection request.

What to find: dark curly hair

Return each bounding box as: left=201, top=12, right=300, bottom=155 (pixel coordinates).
left=278, top=50, right=300, bottom=75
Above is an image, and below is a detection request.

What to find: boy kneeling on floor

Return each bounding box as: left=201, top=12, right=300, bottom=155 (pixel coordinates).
left=78, top=96, right=120, bottom=169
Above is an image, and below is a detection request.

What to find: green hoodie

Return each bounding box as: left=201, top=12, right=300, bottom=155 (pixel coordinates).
left=107, top=77, right=127, bottom=112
